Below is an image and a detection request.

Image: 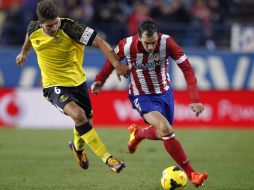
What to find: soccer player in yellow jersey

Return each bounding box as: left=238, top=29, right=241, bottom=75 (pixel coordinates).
left=16, top=0, right=129, bottom=173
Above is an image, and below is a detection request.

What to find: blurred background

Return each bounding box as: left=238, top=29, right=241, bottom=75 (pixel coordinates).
left=0, top=0, right=254, bottom=128
left=0, top=1, right=254, bottom=190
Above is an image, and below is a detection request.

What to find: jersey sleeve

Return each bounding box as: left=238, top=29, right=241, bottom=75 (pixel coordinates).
left=94, top=38, right=127, bottom=85
left=60, top=18, right=97, bottom=46
left=27, top=21, right=40, bottom=37
left=114, top=38, right=127, bottom=61
left=94, top=60, right=114, bottom=84
left=166, top=37, right=200, bottom=103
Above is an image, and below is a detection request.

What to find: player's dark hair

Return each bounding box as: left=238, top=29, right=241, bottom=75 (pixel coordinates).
left=36, top=0, right=59, bottom=21
left=138, top=19, right=159, bottom=37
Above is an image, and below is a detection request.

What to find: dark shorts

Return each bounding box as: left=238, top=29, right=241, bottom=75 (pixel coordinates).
left=128, top=87, right=174, bottom=125
left=43, top=82, right=93, bottom=119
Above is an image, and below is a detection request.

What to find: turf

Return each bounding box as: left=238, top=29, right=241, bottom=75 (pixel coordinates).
left=0, top=128, right=253, bottom=190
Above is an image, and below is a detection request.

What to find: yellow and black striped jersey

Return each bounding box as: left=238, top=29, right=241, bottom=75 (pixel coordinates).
left=27, top=18, right=97, bottom=88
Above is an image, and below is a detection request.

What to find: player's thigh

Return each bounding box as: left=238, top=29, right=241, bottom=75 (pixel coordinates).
left=63, top=101, right=87, bottom=121
left=143, top=111, right=170, bottom=128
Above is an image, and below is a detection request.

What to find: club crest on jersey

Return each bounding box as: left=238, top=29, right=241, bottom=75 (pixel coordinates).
left=59, top=94, right=68, bottom=102
left=153, top=52, right=160, bottom=64
left=54, top=37, right=62, bottom=44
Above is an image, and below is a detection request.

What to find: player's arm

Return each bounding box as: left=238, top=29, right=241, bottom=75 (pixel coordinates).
left=91, top=40, right=127, bottom=95
left=91, top=60, right=114, bottom=94
left=16, top=21, right=39, bottom=67
left=92, top=36, right=130, bottom=81
left=167, top=37, right=204, bottom=116
left=61, top=19, right=130, bottom=80
left=16, top=33, right=32, bottom=67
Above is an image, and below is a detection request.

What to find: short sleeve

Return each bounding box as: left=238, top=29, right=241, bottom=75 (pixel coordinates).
left=60, top=18, right=97, bottom=46
left=27, top=21, right=40, bottom=36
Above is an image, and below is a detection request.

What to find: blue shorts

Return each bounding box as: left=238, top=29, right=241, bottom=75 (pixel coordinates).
left=128, top=88, right=174, bottom=125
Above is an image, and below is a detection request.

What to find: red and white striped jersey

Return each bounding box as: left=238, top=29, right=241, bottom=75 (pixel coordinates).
left=95, top=33, right=200, bottom=102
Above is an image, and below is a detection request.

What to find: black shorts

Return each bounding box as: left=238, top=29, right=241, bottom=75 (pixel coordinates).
left=43, top=82, right=93, bottom=119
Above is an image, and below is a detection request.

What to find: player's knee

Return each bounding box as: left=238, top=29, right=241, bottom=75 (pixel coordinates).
left=72, top=109, right=87, bottom=125
left=158, top=123, right=174, bottom=136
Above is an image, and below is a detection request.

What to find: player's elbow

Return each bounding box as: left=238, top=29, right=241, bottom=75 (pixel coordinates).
left=92, top=35, right=112, bottom=51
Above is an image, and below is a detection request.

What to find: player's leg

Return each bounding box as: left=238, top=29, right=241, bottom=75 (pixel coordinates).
left=64, top=101, right=125, bottom=172
left=143, top=111, right=207, bottom=187
left=128, top=123, right=160, bottom=153
left=68, top=125, right=88, bottom=169
left=88, top=118, right=126, bottom=173
left=128, top=87, right=178, bottom=143
left=72, top=126, right=85, bottom=153
left=144, top=111, right=194, bottom=175
left=130, top=124, right=160, bottom=141
left=66, top=82, right=125, bottom=172
left=127, top=94, right=163, bottom=153
left=43, top=86, right=88, bottom=169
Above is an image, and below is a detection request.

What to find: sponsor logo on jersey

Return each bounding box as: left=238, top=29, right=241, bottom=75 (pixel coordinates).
left=133, top=52, right=163, bottom=70
left=35, top=40, right=40, bottom=45
left=59, top=94, right=68, bottom=102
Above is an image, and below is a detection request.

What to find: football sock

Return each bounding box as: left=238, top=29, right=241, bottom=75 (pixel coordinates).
left=80, top=125, right=111, bottom=163
left=75, top=122, right=92, bottom=135
left=135, top=125, right=161, bottom=141
left=73, top=127, right=85, bottom=151
left=162, top=134, right=195, bottom=179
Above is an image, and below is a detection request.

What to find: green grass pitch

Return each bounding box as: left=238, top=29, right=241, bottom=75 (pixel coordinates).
left=0, top=127, right=254, bottom=190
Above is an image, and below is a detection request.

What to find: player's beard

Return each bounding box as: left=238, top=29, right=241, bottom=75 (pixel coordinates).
left=45, top=29, right=58, bottom=37
left=50, top=31, right=58, bottom=37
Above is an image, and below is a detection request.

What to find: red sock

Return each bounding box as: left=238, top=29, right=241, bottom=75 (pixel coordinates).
left=162, top=134, right=195, bottom=179
left=135, top=125, right=161, bottom=141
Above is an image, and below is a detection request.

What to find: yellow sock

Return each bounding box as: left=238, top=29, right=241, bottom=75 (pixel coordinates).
left=73, top=128, right=85, bottom=151
left=81, top=128, right=111, bottom=163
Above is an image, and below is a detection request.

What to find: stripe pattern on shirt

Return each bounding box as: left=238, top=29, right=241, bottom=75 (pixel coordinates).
left=119, top=34, right=173, bottom=95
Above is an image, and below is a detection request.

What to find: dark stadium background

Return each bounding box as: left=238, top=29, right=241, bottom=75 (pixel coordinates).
left=0, top=1, right=253, bottom=190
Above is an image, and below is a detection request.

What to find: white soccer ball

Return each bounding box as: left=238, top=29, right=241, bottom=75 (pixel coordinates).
left=161, top=166, right=188, bottom=190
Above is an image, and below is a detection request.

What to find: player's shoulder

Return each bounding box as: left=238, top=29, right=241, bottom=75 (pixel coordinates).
left=27, top=21, right=40, bottom=36
left=118, top=35, right=135, bottom=45
left=60, top=18, right=97, bottom=45
left=60, top=18, right=86, bottom=35
left=60, top=18, right=78, bottom=27
left=161, top=33, right=178, bottom=46
left=160, top=33, right=170, bottom=39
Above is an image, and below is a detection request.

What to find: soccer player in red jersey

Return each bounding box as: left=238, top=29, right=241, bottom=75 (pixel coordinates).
left=91, top=19, right=208, bottom=187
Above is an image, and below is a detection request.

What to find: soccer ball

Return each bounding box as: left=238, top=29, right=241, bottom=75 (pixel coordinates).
left=161, top=166, right=188, bottom=190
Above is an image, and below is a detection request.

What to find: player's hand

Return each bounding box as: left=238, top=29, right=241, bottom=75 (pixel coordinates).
left=115, top=64, right=130, bottom=81
left=91, top=81, right=103, bottom=95
left=190, top=102, right=204, bottom=117
left=16, top=53, right=27, bottom=67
